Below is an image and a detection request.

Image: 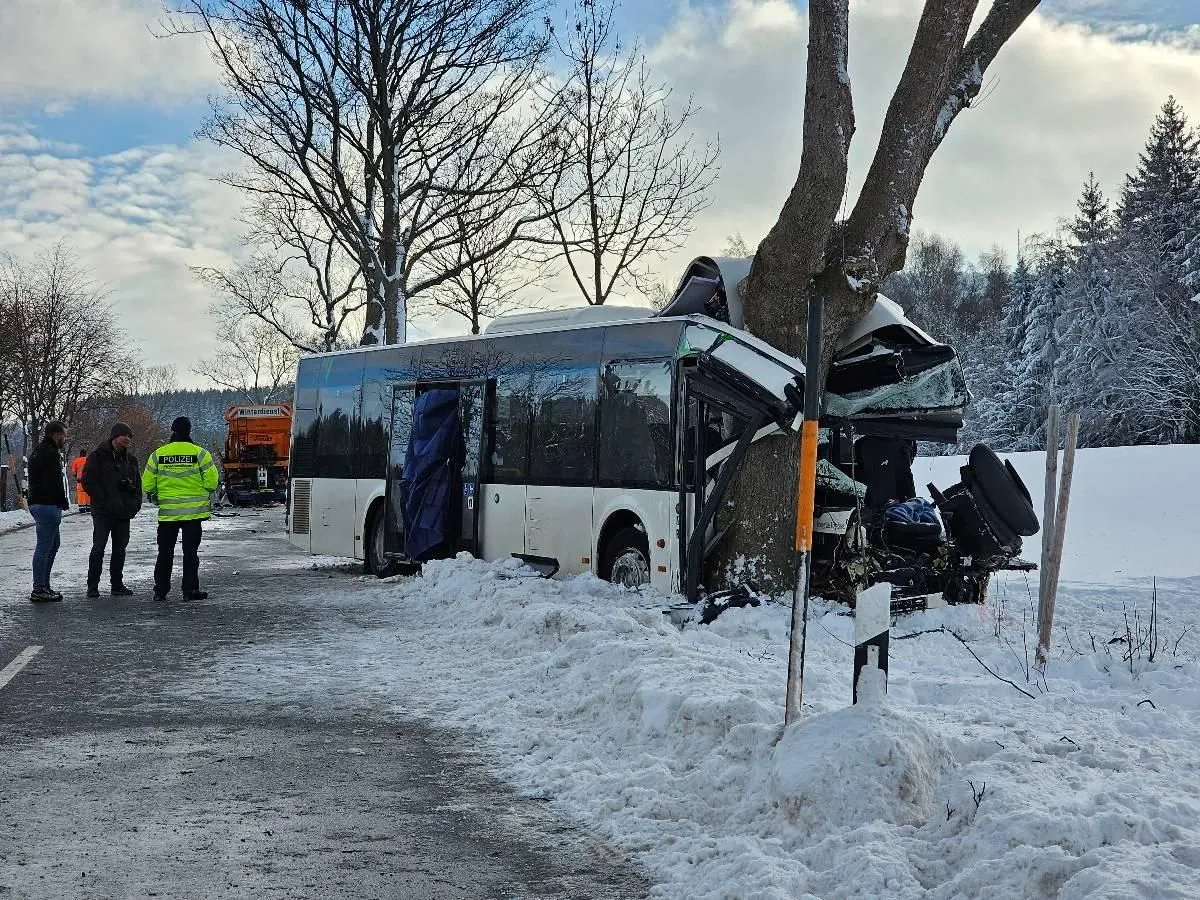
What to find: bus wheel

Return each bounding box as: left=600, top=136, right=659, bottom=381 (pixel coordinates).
left=366, top=505, right=400, bottom=578
left=602, top=527, right=651, bottom=589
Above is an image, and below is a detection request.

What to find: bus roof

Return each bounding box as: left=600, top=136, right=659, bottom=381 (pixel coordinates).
left=296, top=309, right=707, bottom=363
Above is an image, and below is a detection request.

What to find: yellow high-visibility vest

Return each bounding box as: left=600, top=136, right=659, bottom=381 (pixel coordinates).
left=142, top=441, right=220, bottom=522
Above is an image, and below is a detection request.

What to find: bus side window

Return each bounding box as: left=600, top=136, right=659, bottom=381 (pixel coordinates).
left=529, top=364, right=597, bottom=485
left=598, top=359, right=673, bottom=488
left=483, top=377, right=530, bottom=481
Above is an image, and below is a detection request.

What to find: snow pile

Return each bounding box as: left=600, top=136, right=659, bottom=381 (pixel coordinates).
left=180, top=445, right=1200, bottom=898
left=771, top=691, right=956, bottom=834
left=0, top=508, right=32, bottom=535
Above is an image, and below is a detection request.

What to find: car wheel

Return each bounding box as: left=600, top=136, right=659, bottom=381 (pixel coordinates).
left=602, top=526, right=651, bottom=589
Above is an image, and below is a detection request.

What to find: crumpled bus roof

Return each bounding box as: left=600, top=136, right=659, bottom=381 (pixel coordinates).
left=664, top=256, right=971, bottom=441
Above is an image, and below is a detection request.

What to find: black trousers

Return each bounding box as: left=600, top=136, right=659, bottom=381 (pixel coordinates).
left=87, top=514, right=131, bottom=588
left=154, top=520, right=204, bottom=595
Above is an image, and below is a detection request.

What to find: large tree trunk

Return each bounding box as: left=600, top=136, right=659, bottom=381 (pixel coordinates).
left=707, top=0, right=1042, bottom=594
left=708, top=268, right=872, bottom=592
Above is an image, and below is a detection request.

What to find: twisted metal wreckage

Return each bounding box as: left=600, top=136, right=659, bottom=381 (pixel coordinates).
left=658, top=256, right=1040, bottom=622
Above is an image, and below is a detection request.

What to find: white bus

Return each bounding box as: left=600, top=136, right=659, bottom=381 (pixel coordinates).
left=286, top=256, right=1033, bottom=606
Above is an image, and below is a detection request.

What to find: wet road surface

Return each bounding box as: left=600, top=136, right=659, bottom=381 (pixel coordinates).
left=0, top=509, right=650, bottom=899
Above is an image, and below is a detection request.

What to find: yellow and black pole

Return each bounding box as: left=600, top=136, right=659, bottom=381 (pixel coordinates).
left=784, top=291, right=824, bottom=725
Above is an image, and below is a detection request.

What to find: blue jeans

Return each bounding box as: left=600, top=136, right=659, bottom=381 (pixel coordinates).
left=30, top=504, right=63, bottom=591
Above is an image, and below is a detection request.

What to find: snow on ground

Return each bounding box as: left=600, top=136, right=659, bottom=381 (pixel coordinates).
left=0, top=508, right=32, bottom=535
left=181, top=446, right=1200, bottom=898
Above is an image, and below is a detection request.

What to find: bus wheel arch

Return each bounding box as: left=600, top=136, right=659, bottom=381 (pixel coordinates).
left=598, top=511, right=650, bottom=588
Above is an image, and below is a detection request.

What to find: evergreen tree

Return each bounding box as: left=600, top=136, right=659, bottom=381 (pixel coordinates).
left=1008, top=241, right=1067, bottom=450
left=1114, top=97, right=1200, bottom=443
left=1118, top=96, right=1200, bottom=297
left=974, top=251, right=1037, bottom=450
left=1055, top=174, right=1119, bottom=445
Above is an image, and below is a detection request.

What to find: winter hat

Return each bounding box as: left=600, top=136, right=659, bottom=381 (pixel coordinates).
left=170, top=416, right=192, bottom=438
left=110, top=422, right=134, bottom=441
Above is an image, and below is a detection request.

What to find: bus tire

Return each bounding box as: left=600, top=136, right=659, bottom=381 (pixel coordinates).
left=601, top=526, right=651, bottom=589
left=365, top=503, right=401, bottom=578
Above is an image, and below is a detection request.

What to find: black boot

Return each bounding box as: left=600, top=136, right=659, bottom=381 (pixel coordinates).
left=111, top=584, right=133, bottom=597
left=86, top=585, right=100, bottom=599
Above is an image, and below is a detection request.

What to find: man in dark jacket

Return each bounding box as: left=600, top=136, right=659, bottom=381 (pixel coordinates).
left=81, top=422, right=142, bottom=598
left=27, top=420, right=70, bottom=603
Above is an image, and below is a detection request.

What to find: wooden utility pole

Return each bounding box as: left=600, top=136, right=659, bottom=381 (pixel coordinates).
left=1036, top=410, right=1079, bottom=666
left=1039, top=405, right=1060, bottom=611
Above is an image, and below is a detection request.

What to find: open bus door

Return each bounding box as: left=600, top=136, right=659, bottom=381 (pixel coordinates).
left=383, top=380, right=487, bottom=567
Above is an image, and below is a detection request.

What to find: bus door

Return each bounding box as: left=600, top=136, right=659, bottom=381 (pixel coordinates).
left=677, top=346, right=802, bottom=600
left=385, top=380, right=487, bottom=561
left=455, top=380, right=487, bottom=557
left=384, top=384, right=417, bottom=557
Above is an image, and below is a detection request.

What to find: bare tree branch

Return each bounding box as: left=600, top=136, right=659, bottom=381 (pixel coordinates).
left=166, top=0, right=571, bottom=346
left=537, top=0, right=719, bottom=306
left=192, top=316, right=299, bottom=403
left=0, top=245, right=137, bottom=447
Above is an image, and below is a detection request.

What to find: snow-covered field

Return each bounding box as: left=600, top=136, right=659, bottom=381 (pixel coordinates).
left=187, top=445, right=1200, bottom=898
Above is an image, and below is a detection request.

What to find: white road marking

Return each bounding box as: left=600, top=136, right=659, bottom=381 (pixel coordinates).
left=0, top=646, right=43, bottom=691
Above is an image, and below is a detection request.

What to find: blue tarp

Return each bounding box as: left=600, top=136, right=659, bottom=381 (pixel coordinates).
left=401, top=389, right=461, bottom=561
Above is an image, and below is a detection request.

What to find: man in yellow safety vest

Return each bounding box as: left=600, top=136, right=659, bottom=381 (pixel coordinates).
left=142, top=416, right=220, bottom=602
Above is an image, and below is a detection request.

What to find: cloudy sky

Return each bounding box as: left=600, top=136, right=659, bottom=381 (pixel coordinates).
left=1, top=0, right=1197, bottom=379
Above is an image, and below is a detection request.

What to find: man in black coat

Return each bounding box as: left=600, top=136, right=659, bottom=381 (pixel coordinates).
left=81, top=422, right=142, bottom=598
left=26, top=420, right=70, bottom=602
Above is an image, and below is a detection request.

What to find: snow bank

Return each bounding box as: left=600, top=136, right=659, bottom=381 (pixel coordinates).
left=179, top=446, right=1200, bottom=898
left=0, top=508, right=32, bottom=535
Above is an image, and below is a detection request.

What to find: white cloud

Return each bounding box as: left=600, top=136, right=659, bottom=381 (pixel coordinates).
left=0, top=132, right=245, bottom=376
left=646, top=0, right=1200, bottom=273
left=0, top=0, right=217, bottom=105
left=4, top=0, right=1200, bottom=380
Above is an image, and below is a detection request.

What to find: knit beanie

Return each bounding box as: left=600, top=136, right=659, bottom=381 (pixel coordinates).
left=171, top=416, right=192, bottom=439
left=110, top=422, right=134, bottom=441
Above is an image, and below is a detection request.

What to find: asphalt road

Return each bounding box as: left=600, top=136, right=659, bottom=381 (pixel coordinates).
left=0, top=509, right=650, bottom=899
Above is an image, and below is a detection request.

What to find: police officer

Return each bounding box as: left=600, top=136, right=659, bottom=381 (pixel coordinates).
left=142, top=416, right=220, bottom=602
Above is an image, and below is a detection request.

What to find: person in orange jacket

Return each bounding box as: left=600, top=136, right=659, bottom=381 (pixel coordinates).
left=70, top=448, right=90, bottom=513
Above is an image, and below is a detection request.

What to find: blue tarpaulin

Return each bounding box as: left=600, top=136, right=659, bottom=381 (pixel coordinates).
left=401, top=389, right=461, bottom=561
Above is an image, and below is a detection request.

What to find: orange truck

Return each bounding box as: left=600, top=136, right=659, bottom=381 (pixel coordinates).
left=222, top=403, right=293, bottom=506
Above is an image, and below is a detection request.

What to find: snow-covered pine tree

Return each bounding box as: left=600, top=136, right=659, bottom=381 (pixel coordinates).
left=974, top=251, right=1036, bottom=450
left=1054, top=174, right=1119, bottom=446
left=1119, top=97, right=1200, bottom=289
left=1114, top=97, right=1200, bottom=442
left=953, top=247, right=1011, bottom=451
left=1009, top=240, right=1067, bottom=450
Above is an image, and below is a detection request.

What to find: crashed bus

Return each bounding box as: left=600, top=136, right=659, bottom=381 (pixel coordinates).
left=286, top=256, right=1038, bottom=609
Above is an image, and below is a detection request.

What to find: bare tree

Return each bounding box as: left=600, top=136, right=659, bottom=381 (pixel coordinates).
left=419, top=206, right=550, bottom=334
left=193, top=195, right=367, bottom=353
left=710, top=0, right=1043, bottom=591
left=723, top=233, right=751, bottom=258
left=192, top=317, right=299, bottom=403
left=539, top=0, right=718, bottom=306
left=169, top=0, right=571, bottom=347
left=0, top=287, right=17, bottom=425
left=643, top=278, right=676, bottom=312
left=0, top=245, right=135, bottom=447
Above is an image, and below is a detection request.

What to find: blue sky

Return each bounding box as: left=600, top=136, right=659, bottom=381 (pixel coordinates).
left=20, top=0, right=1195, bottom=166
left=0, top=0, right=1198, bottom=373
